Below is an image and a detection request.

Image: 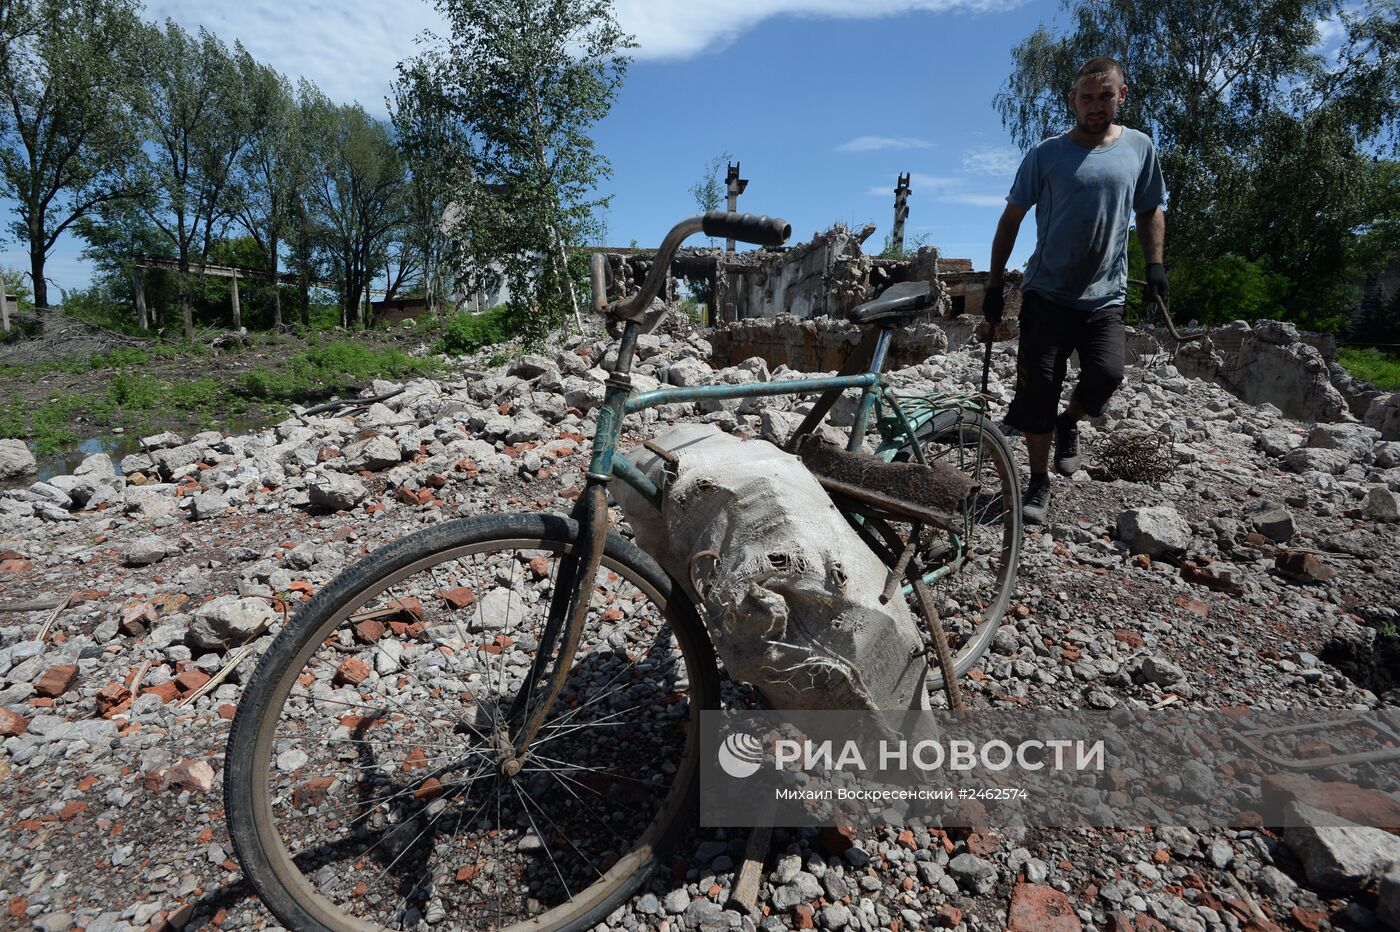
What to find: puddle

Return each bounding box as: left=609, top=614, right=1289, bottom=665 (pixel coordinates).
left=7, top=413, right=272, bottom=488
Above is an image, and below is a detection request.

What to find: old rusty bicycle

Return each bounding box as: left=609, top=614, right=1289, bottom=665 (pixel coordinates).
left=224, top=212, right=1021, bottom=930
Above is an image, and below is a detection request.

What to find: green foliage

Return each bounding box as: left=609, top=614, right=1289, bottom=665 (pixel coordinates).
left=996, top=0, right=1400, bottom=332
left=0, top=0, right=145, bottom=308
left=436, top=305, right=514, bottom=355
left=108, top=371, right=165, bottom=409
left=1352, top=278, right=1400, bottom=347
left=127, top=20, right=258, bottom=338
left=877, top=230, right=930, bottom=260
left=0, top=394, right=24, bottom=438
left=236, top=339, right=438, bottom=400
left=1337, top=347, right=1400, bottom=390
left=1169, top=254, right=1291, bottom=327
left=301, top=90, right=407, bottom=328
left=1, top=270, right=31, bottom=309
left=689, top=151, right=733, bottom=252
left=30, top=394, right=83, bottom=454
left=404, top=0, right=635, bottom=346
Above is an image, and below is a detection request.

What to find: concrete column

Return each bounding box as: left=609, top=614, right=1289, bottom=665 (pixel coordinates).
left=231, top=272, right=242, bottom=331
left=725, top=162, right=748, bottom=254
left=892, top=172, right=911, bottom=256
left=0, top=267, right=9, bottom=335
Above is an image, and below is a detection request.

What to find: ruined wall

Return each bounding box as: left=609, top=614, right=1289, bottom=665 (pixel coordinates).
left=712, top=224, right=878, bottom=323
left=709, top=314, right=949, bottom=372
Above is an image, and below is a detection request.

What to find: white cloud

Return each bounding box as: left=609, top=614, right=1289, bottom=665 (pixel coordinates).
left=1313, top=14, right=1346, bottom=50
left=837, top=135, right=936, bottom=153
left=145, top=1, right=445, bottom=113
left=939, top=192, right=1007, bottom=208
left=144, top=0, right=1028, bottom=111
left=865, top=173, right=959, bottom=196
left=960, top=145, right=1022, bottom=176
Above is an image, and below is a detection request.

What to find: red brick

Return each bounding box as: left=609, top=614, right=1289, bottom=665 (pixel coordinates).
left=436, top=586, right=475, bottom=610
left=294, top=775, right=335, bottom=809
left=1008, top=883, right=1081, bottom=932
left=0, top=708, right=27, bottom=736
left=95, top=683, right=132, bottom=718
left=335, top=657, right=372, bottom=686
left=455, top=864, right=480, bottom=883
left=174, top=669, right=211, bottom=693
left=793, top=904, right=815, bottom=929
left=353, top=619, right=386, bottom=643
left=1262, top=773, right=1400, bottom=831
left=59, top=801, right=87, bottom=821
left=0, top=559, right=33, bottom=573
left=933, top=904, right=962, bottom=928
left=34, top=663, right=77, bottom=698
left=142, top=681, right=180, bottom=703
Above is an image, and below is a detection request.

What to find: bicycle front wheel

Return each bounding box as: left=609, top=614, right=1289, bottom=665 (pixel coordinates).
left=225, top=513, right=719, bottom=931
left=887, top=409, right=1022, bottom=690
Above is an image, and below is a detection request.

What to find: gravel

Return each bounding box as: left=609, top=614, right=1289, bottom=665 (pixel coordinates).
left=1, top=318, right=1397, bottom=930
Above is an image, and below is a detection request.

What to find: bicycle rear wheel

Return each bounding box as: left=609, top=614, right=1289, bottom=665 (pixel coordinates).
left=883, top=409, right=1022, bottom=691
left=225, top=513, right=719, bottom=931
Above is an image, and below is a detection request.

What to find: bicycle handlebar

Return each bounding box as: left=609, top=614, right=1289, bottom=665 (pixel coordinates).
left=701, top=211, right=792, bottom=247
left=597, top=211, right=791, bottom=323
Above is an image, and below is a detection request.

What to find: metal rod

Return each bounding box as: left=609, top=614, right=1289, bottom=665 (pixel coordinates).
left=815, top=475, right=958, bottom=533
left=911, top=576, right=962, bottom=710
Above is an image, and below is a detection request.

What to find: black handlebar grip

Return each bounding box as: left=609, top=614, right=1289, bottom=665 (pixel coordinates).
left=701, top=211, right=792, bottom=247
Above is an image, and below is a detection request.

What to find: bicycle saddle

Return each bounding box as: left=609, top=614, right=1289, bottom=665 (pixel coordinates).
left=849, top=280, right=934, bottom=325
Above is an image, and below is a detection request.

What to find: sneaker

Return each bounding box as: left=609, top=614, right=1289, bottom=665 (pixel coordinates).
left=1022, top=473, right=1053, bottom=525
left=1054, top=413, right=1081, bottom=475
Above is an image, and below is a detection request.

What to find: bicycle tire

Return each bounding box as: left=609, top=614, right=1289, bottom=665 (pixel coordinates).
left=225, top=512, right=720, bottom=932
left=884, top=409, right=1022, bottom=690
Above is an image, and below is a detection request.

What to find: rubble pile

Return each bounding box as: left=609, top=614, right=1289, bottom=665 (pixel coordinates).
left=0, top=318, right=1399, bottom=931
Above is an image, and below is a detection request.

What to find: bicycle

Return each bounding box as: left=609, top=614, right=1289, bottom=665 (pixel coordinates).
left=224, top=211, right=1023, bottom=931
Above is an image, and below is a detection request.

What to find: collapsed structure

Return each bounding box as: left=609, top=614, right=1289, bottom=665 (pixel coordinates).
left=594, top=225, right=1391, bottom=432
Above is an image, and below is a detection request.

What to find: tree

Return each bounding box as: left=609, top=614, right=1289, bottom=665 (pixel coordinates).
left=0, top=0, right=144, bottom=308
left=232, top=63, right=302, bottom=328
left=402, top=0, right=635, bottom=343
left=390, top=58, right=465, bottom=316
left=994, top=0, right=1400, bottom=330
left=302, top=90, right=406, bottom=328
left=128, top=20, right=254, bottom=339
left=689, top=151, right=732, bottom=245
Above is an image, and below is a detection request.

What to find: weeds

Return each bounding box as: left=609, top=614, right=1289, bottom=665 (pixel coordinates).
left=1338, top=346, right=1400, bottom=390
left=436, top=306, right=514, bottom=356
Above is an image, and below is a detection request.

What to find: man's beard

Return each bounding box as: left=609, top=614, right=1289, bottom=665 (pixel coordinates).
left=1077, top=115, right=1110, bottom=134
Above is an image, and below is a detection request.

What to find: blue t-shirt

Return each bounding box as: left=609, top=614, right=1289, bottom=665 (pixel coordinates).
left=1007, top=127, right=1166, bottom=311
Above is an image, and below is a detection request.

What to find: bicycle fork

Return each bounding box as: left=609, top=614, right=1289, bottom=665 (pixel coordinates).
left=506, top=327, right=639, bottom=762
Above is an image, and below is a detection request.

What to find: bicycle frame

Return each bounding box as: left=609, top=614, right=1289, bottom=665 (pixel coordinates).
left=511, top=318, right=979, bottom=755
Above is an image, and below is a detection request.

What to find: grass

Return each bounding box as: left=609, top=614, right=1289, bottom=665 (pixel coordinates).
left=436, top=306, right=515, bottom=356
left=236, top=339, right=439, bottom=402
left=1338, top=347, right=1400, bottom=390
left=0, top=336, right=440, bottom=457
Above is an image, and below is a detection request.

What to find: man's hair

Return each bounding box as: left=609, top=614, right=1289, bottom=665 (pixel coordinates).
left=1074, top=56, right=1126, bottom=86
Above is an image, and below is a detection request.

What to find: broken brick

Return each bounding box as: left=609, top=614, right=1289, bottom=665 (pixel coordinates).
left=335, top=657, right=372, bottom=686
left=353, top=619, right=387, bottom=643
left=436, top=586, right=475, bottom=610
left=34, top=663, right=77, bottom=698
left=0, top=708, right=27, bottom=736
left=1008, top=883, right=1081, bottom=931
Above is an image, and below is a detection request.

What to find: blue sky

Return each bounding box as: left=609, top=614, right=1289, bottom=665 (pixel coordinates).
left=2, top=0, right=1073, bottom=297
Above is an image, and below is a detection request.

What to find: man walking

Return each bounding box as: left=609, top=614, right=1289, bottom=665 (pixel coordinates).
left=983, top=56, right=1167, bottom=525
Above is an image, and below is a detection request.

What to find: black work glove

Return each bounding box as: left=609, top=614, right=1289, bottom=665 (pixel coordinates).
left=1144, top=262, right=1169, bottom=306
left=983, top=285, right=1005, bottom=324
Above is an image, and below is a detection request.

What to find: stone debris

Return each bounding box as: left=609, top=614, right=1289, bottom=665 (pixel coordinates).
left=0, top=315, right=1397, bottom=930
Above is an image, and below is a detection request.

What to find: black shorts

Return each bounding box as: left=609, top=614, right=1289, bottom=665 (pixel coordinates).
left=1003, top=290, right=1125, bottom=435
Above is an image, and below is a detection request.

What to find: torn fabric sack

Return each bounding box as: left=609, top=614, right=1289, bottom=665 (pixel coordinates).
left=613, top=423, right=927, bottom=712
